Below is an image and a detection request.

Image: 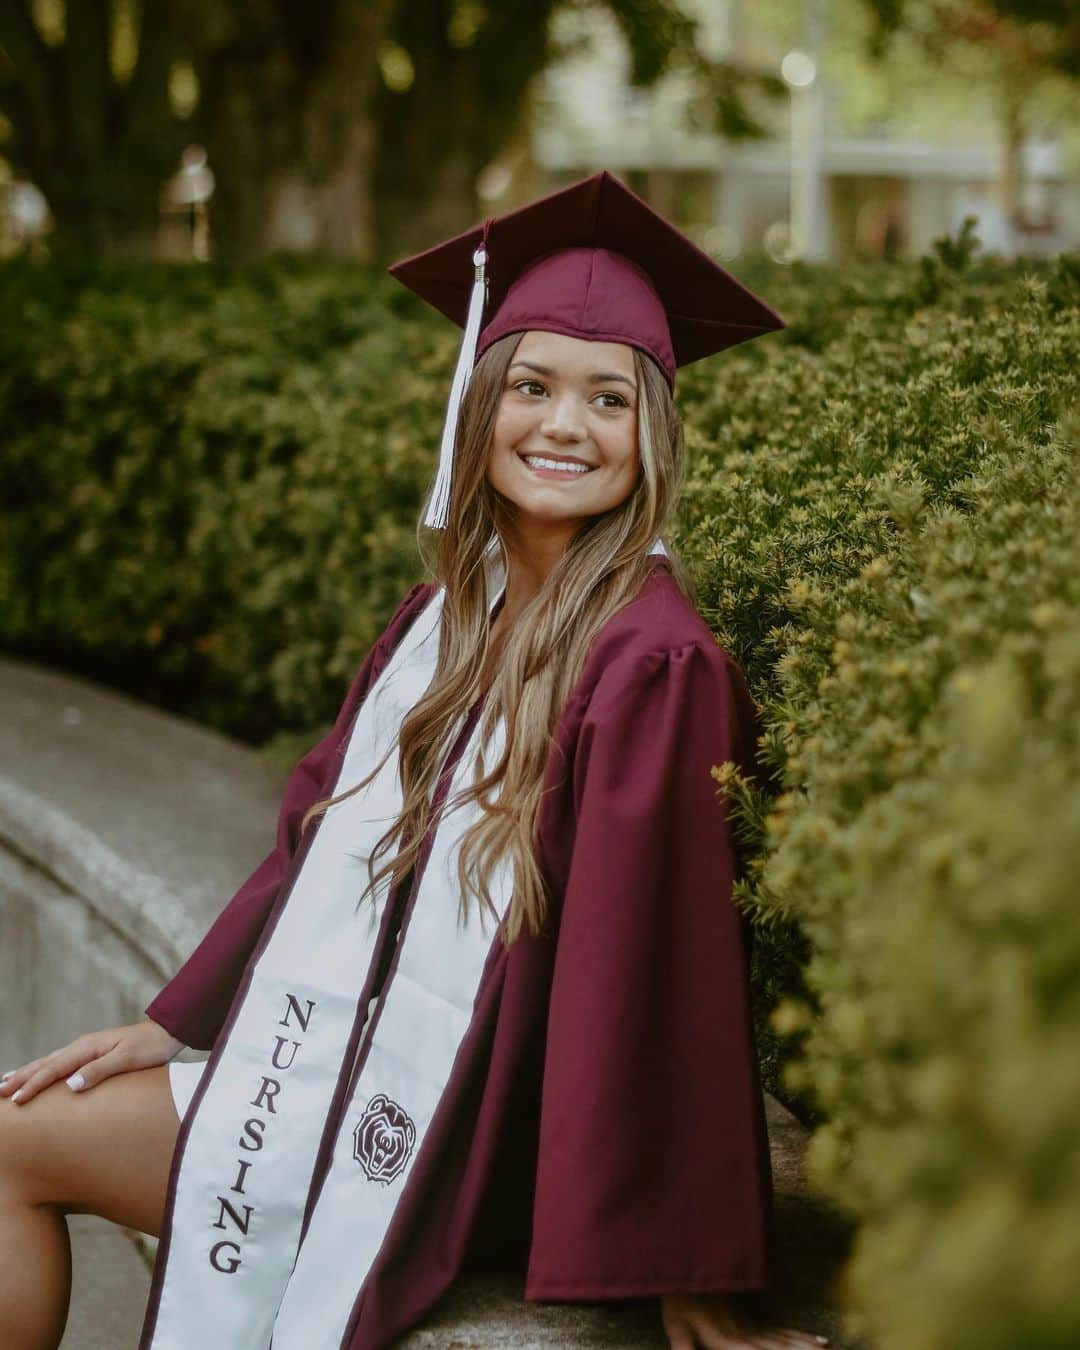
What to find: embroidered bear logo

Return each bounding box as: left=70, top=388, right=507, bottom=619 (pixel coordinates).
left=352, top=1093, right=416, bottom=1185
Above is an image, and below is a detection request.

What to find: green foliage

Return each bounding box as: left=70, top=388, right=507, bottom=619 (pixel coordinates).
left=0, top=255, right=443, bottom=740
left=759, top=423, right=1078, bottom=1348
left=810, top=536, right=1080, bottom=1350
left=2, top=243, right=1078, bottom=1348
left=673, top=244, right=1077, bottom=1348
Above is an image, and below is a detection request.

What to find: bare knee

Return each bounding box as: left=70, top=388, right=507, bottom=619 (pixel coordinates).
left=0, top=1067, right=179, bottom=1234
left=0, top=1087, right=54, bottom=1209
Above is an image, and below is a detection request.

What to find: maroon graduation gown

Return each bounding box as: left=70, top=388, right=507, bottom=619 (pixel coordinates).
left=144, top=556, right=774, bottom=1348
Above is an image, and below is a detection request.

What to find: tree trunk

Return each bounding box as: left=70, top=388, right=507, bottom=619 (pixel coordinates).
left=371, top=0, right=557, bottom=261
left=171, top=0, right=395, bottom=265
left=0, top=0, right=188, bottom=260
left=253, top=118, right=377, bottom=257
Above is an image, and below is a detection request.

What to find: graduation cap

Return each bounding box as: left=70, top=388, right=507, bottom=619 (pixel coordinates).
left=388, top=169, right=786, bottom=530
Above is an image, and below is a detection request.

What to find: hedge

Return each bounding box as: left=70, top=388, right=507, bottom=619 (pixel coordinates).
left=693, top=243, right=1078, bottom=1346
left=0, top=256, right=450, bottom=740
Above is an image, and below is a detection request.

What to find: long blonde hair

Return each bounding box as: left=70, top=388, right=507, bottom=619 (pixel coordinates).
left=302, top=330, right=693, bottom=945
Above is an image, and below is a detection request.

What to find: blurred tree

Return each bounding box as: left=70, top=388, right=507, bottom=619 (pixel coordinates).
left=0, top=0, right=785, bottom=262
left=164, top=0, right=397, bottom=261
left=858, top=0, right=1078, bottom=229
left=372, top=0, right=787, bottom=256
left=861, top=0, right=1078, bottom=77
left=370, top=0, right=556, bottom=257
left=0, top=0, right=189, bottom=256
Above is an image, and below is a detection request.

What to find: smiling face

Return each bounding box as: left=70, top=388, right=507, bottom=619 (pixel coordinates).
left=485, top=330, right=640, bottom=551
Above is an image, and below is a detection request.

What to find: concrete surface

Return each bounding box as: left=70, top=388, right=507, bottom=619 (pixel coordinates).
left=0, top=654, right=286, bottom=1075
left=1, top=653, right=863, bottom=1348
left=60, top=1217, right=152, bottom=1350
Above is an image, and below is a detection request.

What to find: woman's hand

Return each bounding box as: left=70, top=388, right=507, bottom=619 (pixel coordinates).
left=0, top=1020, right=185, bottom=1106
left=661, top=1292, right=831, bottom=1349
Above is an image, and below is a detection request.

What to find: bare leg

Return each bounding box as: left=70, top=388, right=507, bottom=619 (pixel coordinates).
left=0, top=1064, right=180, bottom=1350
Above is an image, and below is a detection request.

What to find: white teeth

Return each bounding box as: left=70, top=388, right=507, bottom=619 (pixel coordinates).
left=523, top=455, right=592, bottom=474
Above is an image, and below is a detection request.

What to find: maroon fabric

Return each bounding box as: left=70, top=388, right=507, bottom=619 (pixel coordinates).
left=387, top=170, right=787, bottom=377
left=144, top=580, right=434, bottom=1051
left=524, top=633, right=773, bottom=1297
left=477, top=246, right=676, bottom=384
left=145, top=557, right=775, bottom=1348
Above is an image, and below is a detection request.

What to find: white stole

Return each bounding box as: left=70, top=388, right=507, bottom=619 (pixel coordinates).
left=144, top=557, right=511, bottom=1349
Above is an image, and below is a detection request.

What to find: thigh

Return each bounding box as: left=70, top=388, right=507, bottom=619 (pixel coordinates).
left=0, top=1063, right=181, bottom=1237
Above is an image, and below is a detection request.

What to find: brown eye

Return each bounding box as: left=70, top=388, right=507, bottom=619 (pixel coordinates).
left=594, top=391, right=629, bottom=409
left=514, top=379, right=547, bottom=397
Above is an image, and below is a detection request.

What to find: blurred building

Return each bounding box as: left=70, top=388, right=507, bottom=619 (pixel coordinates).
left=523, top=2, right=1078, bottom=263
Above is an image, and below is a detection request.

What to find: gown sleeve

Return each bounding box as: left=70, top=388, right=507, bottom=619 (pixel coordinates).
left=525, top=639, right=775, bottom=1300
left=144, top=580, right=433, bottom=1051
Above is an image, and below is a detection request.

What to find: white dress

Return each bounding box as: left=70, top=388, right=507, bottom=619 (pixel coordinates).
left=167, top=1058, right=206, bottom=1121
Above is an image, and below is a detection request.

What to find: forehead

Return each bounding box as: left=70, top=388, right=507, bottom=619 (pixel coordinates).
left=512, top=329, right=636, bottom=376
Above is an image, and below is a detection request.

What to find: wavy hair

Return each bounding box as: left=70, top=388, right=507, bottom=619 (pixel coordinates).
left=301, top=329, right=693, bottom=945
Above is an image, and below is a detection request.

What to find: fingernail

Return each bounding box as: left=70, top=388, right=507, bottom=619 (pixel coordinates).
left=11, top=1089, right=22, bottom=1102
left=1, top=1070, right=15, bottom=1081
left=66, top=1072, right=86, bottom=1091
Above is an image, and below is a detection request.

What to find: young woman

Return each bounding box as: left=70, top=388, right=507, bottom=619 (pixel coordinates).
left=0, top=173, right=829, bottom=1350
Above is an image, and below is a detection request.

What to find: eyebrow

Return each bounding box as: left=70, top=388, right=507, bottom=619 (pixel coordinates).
left=509, top=360, right=637, bottom=390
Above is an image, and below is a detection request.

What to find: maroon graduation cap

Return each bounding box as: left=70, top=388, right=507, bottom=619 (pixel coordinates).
left=388, top=170, right=786, bottom=529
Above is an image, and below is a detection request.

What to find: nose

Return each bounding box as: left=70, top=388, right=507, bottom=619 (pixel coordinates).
left=539, top=392, right=586, bottom=444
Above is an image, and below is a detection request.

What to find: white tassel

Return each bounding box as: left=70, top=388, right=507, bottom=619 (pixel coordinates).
left=425, top=244, right=489, bottom=530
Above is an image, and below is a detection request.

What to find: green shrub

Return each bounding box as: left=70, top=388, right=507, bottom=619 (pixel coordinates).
left=767, top=566, right=1080, bottom=1350
left=683, top=240, right=1077, bottom=1349
left=0, top=257, right=446, bottom=739
left=755, top=424, right=1079, bottom=1350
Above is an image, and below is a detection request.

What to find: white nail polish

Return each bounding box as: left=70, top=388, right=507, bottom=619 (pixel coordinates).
left=66, top=1072, right=86, bottom=1091
left=11, top=1089, right=22, bottom=1102
left=1, top=1070, right=15, bottom=1081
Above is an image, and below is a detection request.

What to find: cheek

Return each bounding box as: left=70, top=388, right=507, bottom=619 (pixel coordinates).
left=605, top=417, right=640, bottom=477
left=487, top=405, right=524, bottom=483
left=492, top=399, right=532, bottom=449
